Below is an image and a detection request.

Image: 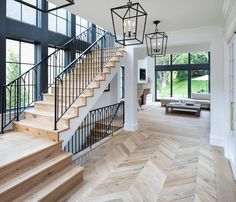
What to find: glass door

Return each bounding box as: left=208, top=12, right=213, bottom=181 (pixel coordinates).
left=156, top=71, right=171, bottom=100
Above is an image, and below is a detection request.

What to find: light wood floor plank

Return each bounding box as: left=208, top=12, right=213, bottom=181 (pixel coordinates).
left=59, top=103, right=236, bottom=202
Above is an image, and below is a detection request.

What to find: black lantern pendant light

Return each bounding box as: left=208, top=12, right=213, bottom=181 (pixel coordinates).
left=111, top=0, right=147, bottom=46
left=14, top=0, right=74, bottom=12
left=145, top=20, right=168, bottom=57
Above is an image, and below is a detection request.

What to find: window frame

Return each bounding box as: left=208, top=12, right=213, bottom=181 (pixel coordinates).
left=6, top=0, right=40, bottom=27
left=155, top=52, right=210, bottom=101
left=48, top=2, right=71, bottom=36
left=120, top=66, right=125, bottom=99
left=6, top=38, right=36, bottom=82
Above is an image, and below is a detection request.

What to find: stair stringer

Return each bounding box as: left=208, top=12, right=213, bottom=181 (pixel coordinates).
left=59, top=56, right=126, bottom=148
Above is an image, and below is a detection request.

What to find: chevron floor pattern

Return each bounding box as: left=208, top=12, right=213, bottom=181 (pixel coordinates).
left=60, top=103, right=236, bottom=202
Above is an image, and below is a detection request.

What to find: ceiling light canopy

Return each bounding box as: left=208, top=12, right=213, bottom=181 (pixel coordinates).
left=111, top=0, right=147, bottom=46
left=145, top=20, right=168, bottom=57
left=14, top=0, right=74, bottom=12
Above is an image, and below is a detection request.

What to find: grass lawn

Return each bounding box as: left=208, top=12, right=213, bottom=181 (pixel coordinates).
left=158, top=80, right=208, bottom=98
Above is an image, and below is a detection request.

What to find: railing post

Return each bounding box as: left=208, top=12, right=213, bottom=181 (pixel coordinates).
left=54, top=78, right=57, bottom=130
left=122, top=101, right=125, bottom=126
left=1, top=86, right=5, bottom=133
left=16, top=78, right=20, bottom=121
left=101, top=37, right=104, bottom=72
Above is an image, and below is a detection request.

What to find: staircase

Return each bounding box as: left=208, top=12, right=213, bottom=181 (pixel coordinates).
left=0, top=27, right=126, bottom=200
left=13, top=46, right=125, bottom=145
left=0, top=133, right=83, bottom=201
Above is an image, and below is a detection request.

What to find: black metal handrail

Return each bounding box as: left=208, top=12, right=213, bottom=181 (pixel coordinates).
left=54, top=31, right=120, bottom=130
left=64, top=101, right=124, bottom=155
left=1, top=26, right=106, bottom=133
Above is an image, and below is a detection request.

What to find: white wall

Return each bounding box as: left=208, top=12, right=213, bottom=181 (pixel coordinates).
left=133, top=26, right=226, bottom=148
left=93, top=74, right=119, bottom=109
left=224, top=36, right=236, bottom=180
left=223, top=0, right=236, bottom=41
left=223, top=0, right=236, bottom=180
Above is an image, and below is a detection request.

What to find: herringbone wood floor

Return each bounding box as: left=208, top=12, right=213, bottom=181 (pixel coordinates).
left=60, top=103, right=236, bottom=202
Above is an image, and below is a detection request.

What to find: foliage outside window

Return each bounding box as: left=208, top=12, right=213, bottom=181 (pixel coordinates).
left=6, top=39, right=35, bottom=83
left=190, top=52, right=209, bottom=64
left=6, top=0, right=37, bottom=26
left=48, top=2, right=71, bottom=36
left=172, top=71, right=188, bottom=98
left=155, top=54, right=170, bottom=65
left=156, top=71, right=171, bottom=98
left=155, top=51, right=210, bottom=100
left=191, top=70, right=209, bottom=93
left=6, top=39, right=35, bottom=109
left=172, top=53, right=188, bottom=65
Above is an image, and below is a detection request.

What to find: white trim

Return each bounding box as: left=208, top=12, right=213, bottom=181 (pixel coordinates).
left=229, top=153, right=236, bottom=180
left=124, top=123, right=138, bottom=131
left=210, top=135, right=225, bottom=147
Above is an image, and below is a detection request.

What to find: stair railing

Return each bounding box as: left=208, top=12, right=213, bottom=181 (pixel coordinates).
left=1, top=26, right=104, bottom=133
left=54, top=31, right=120, bottom=130
left=103, top=101, right=124, bottom=136
left=64, top=101, right=124, bottom=155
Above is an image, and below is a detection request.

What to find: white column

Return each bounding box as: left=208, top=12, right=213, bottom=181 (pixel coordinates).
left=210, top=34, right=226, bottom=147
left=124, top=46, right=138, bottom=131
left=146, top=56, right=155, bottom=102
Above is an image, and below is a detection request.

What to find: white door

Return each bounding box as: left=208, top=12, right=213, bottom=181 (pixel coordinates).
left=228, top=34, right=236, bottom=180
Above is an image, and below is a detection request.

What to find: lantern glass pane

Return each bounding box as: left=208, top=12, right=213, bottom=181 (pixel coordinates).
left=111, top=2, right=147, bottom=46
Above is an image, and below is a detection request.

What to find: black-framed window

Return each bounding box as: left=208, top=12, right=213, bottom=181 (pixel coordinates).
left=6, top=38, right=35, bottom=83
left=6, top=0, right=39, bottom=26
left=75, top=16, right=90, bottom=36
left=48, top=2, right=71, bottom=36
left=155, top=51, right=210, bottom=100
left=120, top=66, right=125, bottom=99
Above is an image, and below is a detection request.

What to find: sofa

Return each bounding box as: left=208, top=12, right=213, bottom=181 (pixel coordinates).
left=160, top=93, right=210, bottom=109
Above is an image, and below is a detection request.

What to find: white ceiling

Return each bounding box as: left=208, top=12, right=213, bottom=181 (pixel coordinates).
left=49, top=0, right=225, bottom=33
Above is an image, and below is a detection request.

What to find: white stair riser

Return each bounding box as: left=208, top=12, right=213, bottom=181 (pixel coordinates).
left=34, top=103, right=79, bottom=117
left=24, top=112, right=69, bottom=128
left=13, top=123, right=59, bottom=141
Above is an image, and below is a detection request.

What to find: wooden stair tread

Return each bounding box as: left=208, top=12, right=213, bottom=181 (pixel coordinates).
left=14, top=119, right=68, bottom=133
left=0, top=152, right=71, bottom=194
left=13, top=165, right=83, bottom=202
left=0, top=132, right=56, bottom=168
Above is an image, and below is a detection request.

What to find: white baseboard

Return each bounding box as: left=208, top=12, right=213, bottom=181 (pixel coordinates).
left=229, top=155, right=236, bottom=181
left=210, top=135, right=224, bottom=147
left=124, top=123, right=138, bottom=131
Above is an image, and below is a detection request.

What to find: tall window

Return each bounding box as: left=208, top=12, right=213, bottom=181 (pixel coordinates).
left=155, top=52, right=210, bottom=100
left=48, top=47, right=65, bottom=84
left=156, top=71, right=171, bottom=98
left=6, top=0, right=38, bottom=26
left=48, top=2, right=71, bottom=36
left=120, top=67, right=125, bottom=99
left=75, top=16, right=90, bottom=36
left=6, top=39, right=35, bottom=83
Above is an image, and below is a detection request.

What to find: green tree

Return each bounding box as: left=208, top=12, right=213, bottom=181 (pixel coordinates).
left=190, top=52, right=208, bottom=64
left=6, top=51, right=20, bottom=109
left=7, top=51, right=20, bottom=83
left=172, top=53, right=188, bottom=65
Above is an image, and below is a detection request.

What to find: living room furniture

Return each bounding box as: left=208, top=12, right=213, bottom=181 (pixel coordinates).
left=190, top=93, right=210, bottom=109
left=165, top=102, right=201, bottom=117
left=160, top=93, right=210, bottom=109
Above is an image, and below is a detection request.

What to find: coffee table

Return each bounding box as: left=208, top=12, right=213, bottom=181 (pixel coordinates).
left=165, top=102, right=201, bottom=117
